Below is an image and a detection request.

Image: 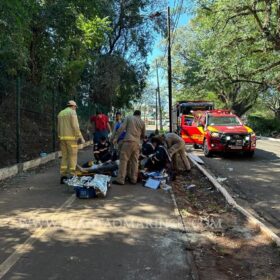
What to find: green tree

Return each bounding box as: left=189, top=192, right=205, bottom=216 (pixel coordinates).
left=169, top=0, right=280, bottom=116
left=85, top=0, right=166, bottom=111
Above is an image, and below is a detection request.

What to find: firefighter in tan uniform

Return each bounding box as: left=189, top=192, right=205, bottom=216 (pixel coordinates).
left=111, top=110, right=145, bottom=185
left=57, top=100, right=85, bottom=183
left=164, top=132, right=191, bottom=172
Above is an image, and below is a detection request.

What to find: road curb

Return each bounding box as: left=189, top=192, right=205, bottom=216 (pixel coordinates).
left=0, top=141, right=92, bottom=182
left=258, top=136, right=280, bottom=142
left=188, top=155, right=280, bottom=247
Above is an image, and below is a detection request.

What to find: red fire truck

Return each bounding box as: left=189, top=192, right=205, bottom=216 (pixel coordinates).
left=191, top=109, right=256, bottom=157
left=172, top=101, right=214, bottom=144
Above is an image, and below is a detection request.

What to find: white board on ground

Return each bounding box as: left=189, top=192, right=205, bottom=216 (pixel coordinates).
left=188, top=152, right=205, bottom=165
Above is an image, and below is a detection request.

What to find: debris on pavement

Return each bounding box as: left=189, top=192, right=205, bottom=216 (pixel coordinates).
left=188, top=153, right=204, bottom=165
left=68, top=256, right=80, bottom=262
left=172, top=167, right=280, bottom=280
left=216, top=177, right=227, bottom=182
left=184, top=184, right=196, bottom=191
left=145, top=178, right=161, bottom=189
left=160, top=183, right=172, bottom=192
left=39, top=152, right=48, bottom=158
left=141, top=171, right=170, bottom=191
left=144, top=266, right=152, bottom=271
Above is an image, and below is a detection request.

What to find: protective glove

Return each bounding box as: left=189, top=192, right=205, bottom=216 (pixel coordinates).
left=80, top=138, right=86, bottom=144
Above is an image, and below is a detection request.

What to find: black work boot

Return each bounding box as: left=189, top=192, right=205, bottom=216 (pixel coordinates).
left=60, top=176, right=68, bottom=184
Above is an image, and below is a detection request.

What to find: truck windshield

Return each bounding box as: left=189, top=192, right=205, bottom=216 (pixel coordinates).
left=184, top=116, right=193, bottom=125
left=208, top=116, right=241, bottom=126
left=180, top=103, right=214, bottom=115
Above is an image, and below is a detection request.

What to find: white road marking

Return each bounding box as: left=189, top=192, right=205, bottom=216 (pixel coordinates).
left=0, top=194, right=76, bottom=279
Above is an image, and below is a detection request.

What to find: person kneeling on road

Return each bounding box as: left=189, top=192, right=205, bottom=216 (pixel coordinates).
left=93, top=136, right=111, bottom=163
left=144, top=136, right=171, bottom=172
left=111, top=110, right=145, bottom=185
left=163, top=132, right=191, bottom=172
left=140, top=133, right=155, bottom=159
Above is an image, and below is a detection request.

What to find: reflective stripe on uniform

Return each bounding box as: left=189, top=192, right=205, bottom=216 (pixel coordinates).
left=71, top=145, right=78, bottom=148
left=59, top=136, right=77, bottom=140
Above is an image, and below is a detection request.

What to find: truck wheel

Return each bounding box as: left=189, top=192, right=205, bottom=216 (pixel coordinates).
left=203, top=139, right=212, bottom=157
left=244, top=151, right=255, bottom=158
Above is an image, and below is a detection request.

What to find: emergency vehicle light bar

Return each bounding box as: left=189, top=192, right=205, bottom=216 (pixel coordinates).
left=207, top=109, right=232, bottom=114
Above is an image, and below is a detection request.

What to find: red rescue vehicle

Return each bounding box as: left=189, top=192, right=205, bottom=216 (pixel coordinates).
left=172, top=101, right=214, bottom=144
left=191, top=109, right=256, bottom=157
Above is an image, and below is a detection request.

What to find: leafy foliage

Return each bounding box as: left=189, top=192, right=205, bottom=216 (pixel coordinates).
left=0, top=0, right=166, bottom=165
left=171, top=0, right=280, bottom=117
left=247, top=115, right=280, bottom=137
left=0, top=0, right=165, bottom=110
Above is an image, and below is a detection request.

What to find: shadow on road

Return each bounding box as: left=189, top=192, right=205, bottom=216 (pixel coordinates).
left=0, top=148, right=192, bottom=279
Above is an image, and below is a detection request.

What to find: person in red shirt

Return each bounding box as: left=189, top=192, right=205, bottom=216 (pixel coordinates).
left=90, top=111, right=112, bottom=142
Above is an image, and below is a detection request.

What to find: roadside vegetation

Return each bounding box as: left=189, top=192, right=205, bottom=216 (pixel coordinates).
left=173, top=169, right=280, bottom=279
left=167, top=0, right=280, bottom=136
left=0, top=0, right=167, bottom=111
left=0, top=0, right=166, bottom=166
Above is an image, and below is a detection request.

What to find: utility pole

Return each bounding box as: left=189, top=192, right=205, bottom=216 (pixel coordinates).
left=167, top=6, right=173, bottom=132
left=155, top=88, right=158, bottom=131
left=52, top=90, right=56, bottom=152
left=155, top=59, right=163, bottom=131
left=16, top=77, right=21, bottom=163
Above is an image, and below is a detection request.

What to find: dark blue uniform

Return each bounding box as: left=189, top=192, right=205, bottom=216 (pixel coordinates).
left=142, top=141, right=155, bottom=157
left=144, top=145, right=171, bottom=171
left=93, top=140, right=111, bottom=163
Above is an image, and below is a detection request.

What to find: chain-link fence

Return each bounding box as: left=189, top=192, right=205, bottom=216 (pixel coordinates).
left=0, top=77, right=102, bottom=168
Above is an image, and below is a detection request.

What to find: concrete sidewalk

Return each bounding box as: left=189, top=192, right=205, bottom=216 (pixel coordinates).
left=0, top=148, right=192, bottom=280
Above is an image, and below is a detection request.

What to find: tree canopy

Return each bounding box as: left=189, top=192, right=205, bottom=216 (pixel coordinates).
left=170, top=0, right=280, bottom=118
left=0, top=0, right=166, bottom=112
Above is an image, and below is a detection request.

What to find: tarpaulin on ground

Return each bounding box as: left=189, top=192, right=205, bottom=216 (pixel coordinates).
left=65, top=175, right=111, bottom=197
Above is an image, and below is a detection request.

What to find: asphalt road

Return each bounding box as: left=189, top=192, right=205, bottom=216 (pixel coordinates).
left=193, top=139, right=280, bottom=235
left=0, top=148, right=192, bottom=280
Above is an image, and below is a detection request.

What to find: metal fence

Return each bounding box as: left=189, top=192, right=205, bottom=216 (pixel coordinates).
left=0, top=77, right=102, bottom=168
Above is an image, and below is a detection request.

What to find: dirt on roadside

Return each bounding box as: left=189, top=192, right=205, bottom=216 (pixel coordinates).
left=172, top=167, right=280, bottom=280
